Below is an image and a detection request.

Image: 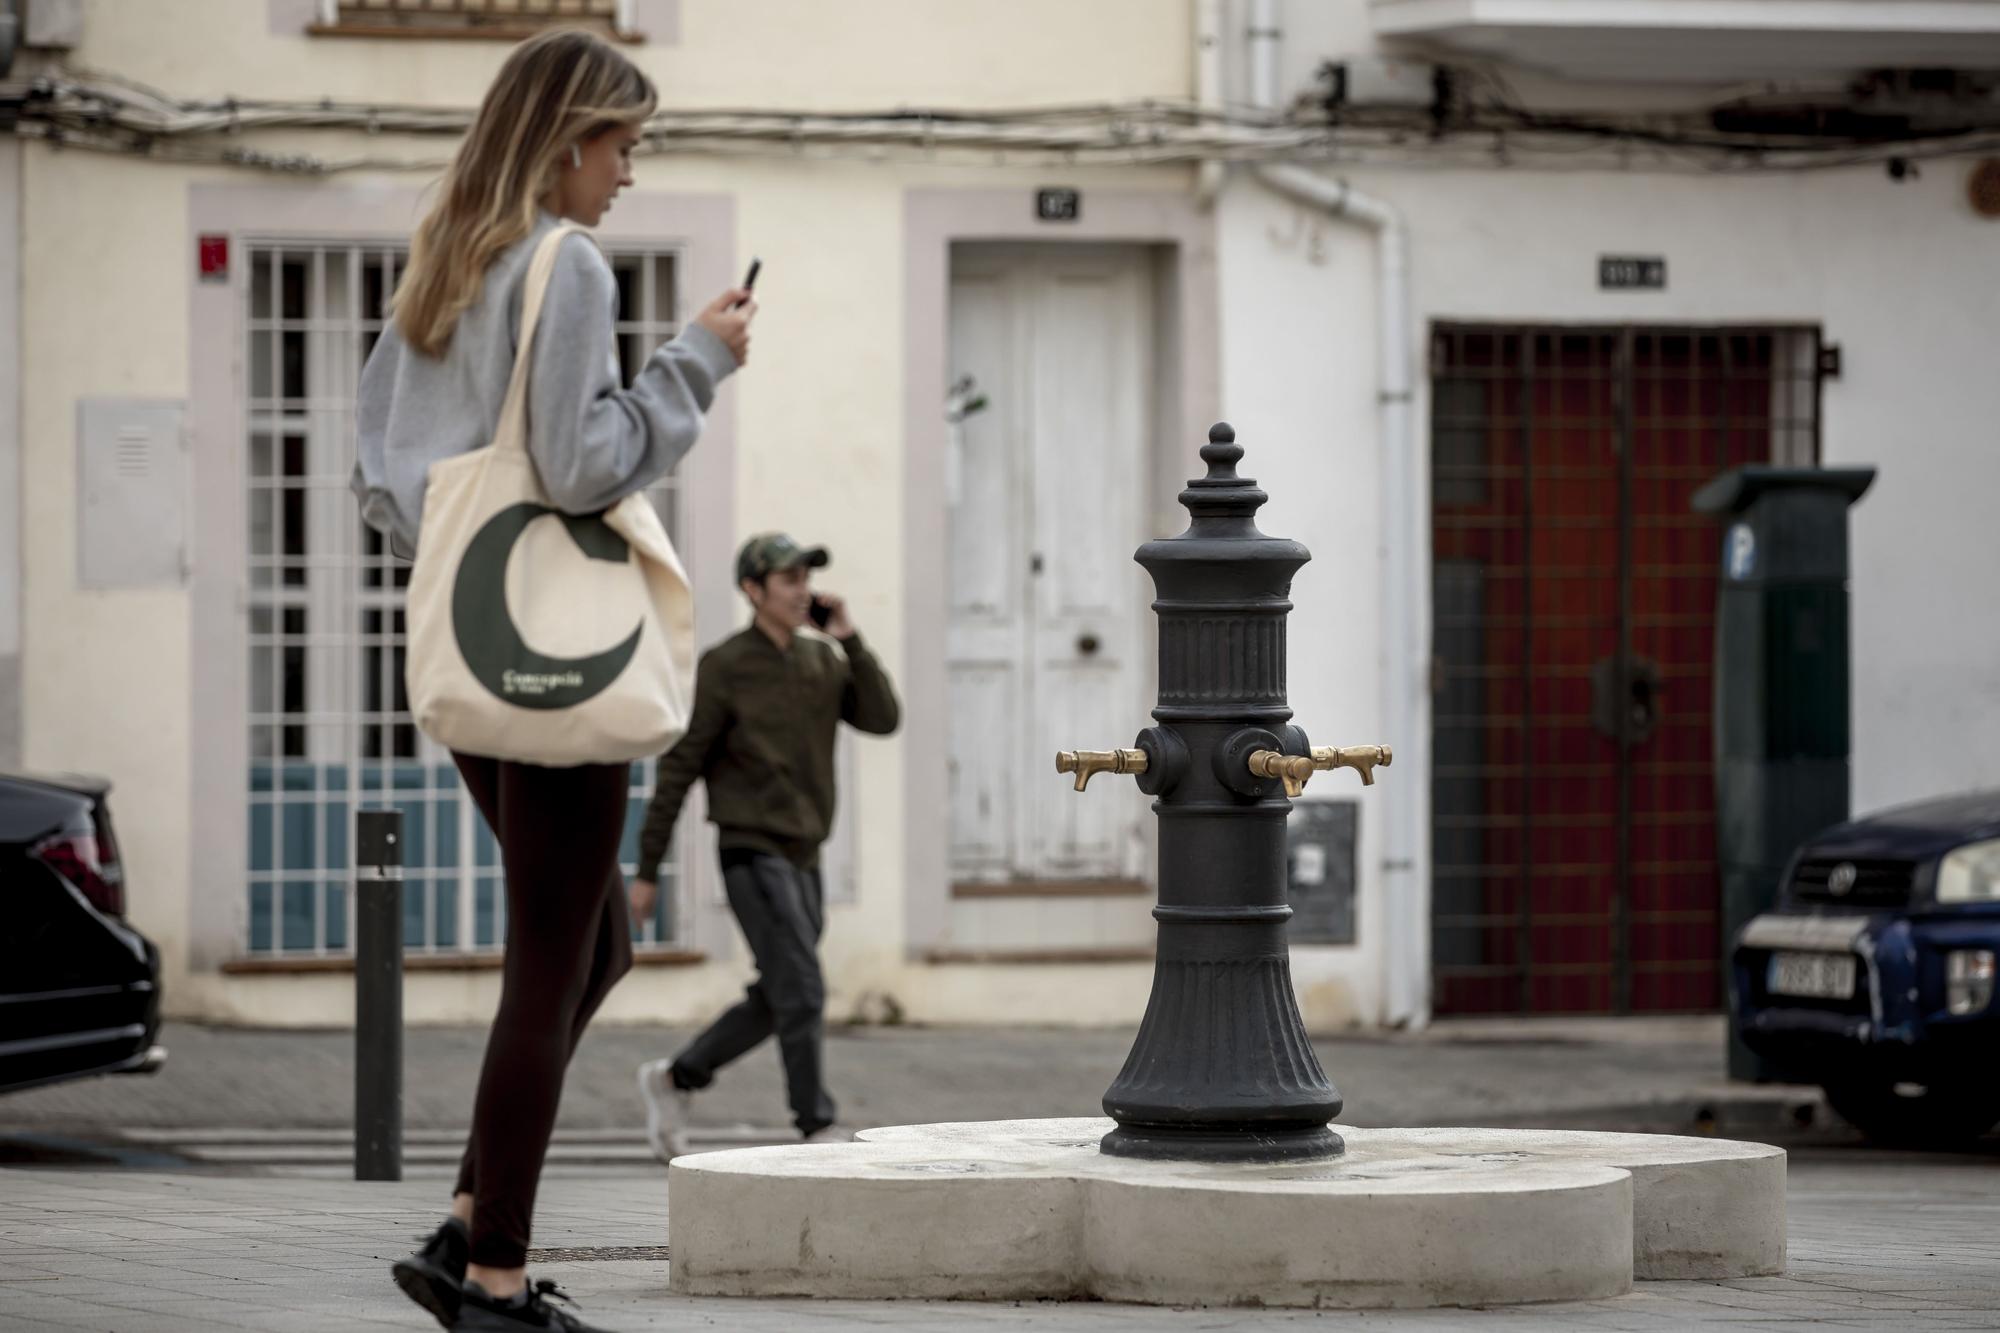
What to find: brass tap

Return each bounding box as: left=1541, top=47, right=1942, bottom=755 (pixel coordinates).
left=1310, top=745, right=1394, bottom=786
left=1247, top=750, right=1317, bottom=799
left=1055, top=748, right=1150, bottom=792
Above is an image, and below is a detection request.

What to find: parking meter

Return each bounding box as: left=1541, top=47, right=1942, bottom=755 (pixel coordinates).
left=1693, top=465, right=1874, bottom=1081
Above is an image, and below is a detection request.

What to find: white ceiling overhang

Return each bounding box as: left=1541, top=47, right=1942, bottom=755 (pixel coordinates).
left=1369, top=0, right=2000, bottom=83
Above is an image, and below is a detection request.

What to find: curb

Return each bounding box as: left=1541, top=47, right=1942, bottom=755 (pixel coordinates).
left=1455, top=1089, right=1836, bottom=1142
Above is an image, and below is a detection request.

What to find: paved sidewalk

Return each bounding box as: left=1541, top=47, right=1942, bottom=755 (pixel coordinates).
left=2, top=1148, right=1997, bottom=1331
left=0, top=1016, right=1829, bottom=1151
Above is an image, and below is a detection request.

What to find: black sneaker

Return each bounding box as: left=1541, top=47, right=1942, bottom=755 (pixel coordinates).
left=458, top=1279, right=616, bottom=1332
left=391, top=1217, right=468, bottom=1328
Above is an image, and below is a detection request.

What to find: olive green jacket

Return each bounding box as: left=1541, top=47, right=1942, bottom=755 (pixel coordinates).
left=635, top=625, right=900, bottom=877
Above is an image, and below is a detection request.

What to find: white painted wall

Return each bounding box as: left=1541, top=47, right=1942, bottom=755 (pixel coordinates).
left=1215, top=180, right=1385, bottom=1027
left=82, top=0, right=1192, bottom=111
left=19, top=146, right=198, bottom=999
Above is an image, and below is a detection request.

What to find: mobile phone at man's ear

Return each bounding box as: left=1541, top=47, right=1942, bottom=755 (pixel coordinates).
left=808, top=596, right=833, bottom=628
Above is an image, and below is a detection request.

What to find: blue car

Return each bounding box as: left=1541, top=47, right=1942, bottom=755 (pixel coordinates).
left=1732, top=792, right=2000, bottom=1145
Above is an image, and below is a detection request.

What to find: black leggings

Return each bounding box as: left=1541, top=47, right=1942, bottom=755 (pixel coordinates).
left=450, top=753, right=634, bottom=1269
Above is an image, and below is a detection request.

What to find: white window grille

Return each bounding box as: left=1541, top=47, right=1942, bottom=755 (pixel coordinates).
left=243, top=238, right=691, bottom=957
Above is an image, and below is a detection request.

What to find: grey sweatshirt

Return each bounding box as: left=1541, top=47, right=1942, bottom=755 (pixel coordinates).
left=353, top=211, right=737, bottom=552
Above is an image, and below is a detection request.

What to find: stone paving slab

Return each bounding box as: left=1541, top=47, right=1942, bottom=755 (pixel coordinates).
left=3, top=1148, right=1997, bottom=1330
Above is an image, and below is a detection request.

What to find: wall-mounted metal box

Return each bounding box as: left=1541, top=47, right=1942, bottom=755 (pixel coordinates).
left=77, top=398, right=188, bottom=589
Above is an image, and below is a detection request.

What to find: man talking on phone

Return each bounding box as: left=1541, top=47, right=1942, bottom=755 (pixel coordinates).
left=630, top=532, right=901, bottom=1157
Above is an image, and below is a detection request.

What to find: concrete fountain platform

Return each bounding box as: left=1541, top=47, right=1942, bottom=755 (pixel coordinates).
left=667, top=1118, right=1785, bottom=1309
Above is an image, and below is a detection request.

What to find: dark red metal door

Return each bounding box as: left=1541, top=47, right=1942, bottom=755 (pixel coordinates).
left=1430, top=326, right=1822, bottom=1015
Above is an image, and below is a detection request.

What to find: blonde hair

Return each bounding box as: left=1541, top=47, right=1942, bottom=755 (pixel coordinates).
left=394, top=28, right=656, bottom=357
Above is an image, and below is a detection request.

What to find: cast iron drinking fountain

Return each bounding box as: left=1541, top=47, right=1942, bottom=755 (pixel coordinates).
left=1054, top=422, right=1391, bottom=1163
left=668, top=423, right=1789, bottom=1308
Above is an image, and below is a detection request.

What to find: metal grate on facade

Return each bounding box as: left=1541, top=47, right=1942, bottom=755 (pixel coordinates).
left=1429, top=324, right=1825, bottom=1015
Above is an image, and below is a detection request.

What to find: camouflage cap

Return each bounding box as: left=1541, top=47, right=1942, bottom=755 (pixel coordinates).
left=736, top=532, right=830, bottom=584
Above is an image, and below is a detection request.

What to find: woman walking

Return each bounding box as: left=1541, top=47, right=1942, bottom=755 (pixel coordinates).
left=353, top=28, right=752, bottom=1332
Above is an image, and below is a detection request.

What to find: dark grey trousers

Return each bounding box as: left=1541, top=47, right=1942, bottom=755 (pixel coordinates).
left=671, top=851, right=836, bottom=1135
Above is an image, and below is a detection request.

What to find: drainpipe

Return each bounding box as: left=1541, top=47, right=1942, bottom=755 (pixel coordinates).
left=1192, top=0, right=1225, bottom=206
left=1247, top=0, right=1426, bottom=1028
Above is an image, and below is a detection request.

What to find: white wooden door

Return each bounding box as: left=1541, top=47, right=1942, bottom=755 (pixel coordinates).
left=946, top=245, right=1153, bottom=887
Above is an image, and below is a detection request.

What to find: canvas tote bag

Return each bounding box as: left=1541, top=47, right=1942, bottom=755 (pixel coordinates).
left=403, top=225, right=696, bottom=766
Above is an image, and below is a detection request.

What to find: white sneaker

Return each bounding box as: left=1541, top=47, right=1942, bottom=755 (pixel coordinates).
left=637, top=1059, right=692, bottom=1163
left=801, top=1126, right=853, bottom=1145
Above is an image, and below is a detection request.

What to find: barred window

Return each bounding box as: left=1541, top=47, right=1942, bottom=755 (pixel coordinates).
left=311, top=0, right=642, bottom=42
left=242, top=239, right=689, bottom=957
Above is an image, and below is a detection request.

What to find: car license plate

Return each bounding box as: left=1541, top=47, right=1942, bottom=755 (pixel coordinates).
left=1768, top=951, right=1857, bottom=1000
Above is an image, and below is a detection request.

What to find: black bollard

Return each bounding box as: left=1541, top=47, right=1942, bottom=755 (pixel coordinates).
left=355, top=809, right=404, bottom=1181
left=1056, top=424, right=1391, bottom=1163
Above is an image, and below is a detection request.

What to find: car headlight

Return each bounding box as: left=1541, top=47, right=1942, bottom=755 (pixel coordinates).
left=1935, top=838, right=2000, bottom=904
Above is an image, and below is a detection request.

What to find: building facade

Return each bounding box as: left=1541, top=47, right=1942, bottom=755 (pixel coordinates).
left=5, top=0, right=1998, bottom=1029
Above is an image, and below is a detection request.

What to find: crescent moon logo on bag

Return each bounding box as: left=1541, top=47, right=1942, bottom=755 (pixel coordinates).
left=451, top=501, right=642, bottom=710
left=401, top=225, right=694, bottom=763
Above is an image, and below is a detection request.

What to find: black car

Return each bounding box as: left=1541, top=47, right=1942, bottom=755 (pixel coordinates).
left=1732, top=791, right=2000, bottom=1145
left=1, top=772, right=165, bottom=1094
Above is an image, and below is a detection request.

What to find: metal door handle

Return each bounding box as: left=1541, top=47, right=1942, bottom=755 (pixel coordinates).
left=1077, top=633, right=1101, bottom=657
left=1630, top=676, right=1656, bottom=734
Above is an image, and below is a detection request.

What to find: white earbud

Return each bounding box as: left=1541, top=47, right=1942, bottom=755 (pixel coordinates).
left=569, top=144, right=582, bottom=170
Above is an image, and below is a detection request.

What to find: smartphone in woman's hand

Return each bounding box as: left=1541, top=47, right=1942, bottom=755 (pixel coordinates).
left=732, top=258, right=761, bottom=309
